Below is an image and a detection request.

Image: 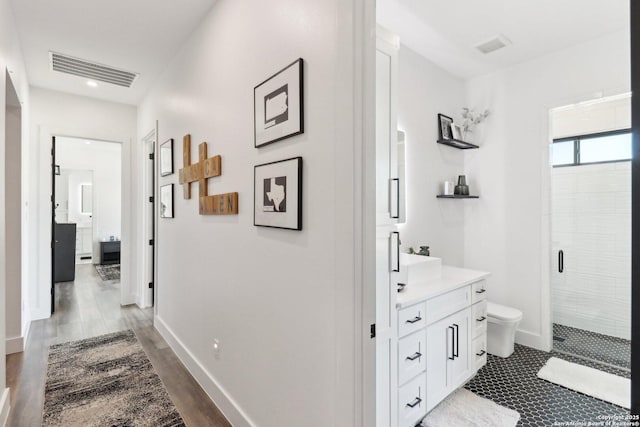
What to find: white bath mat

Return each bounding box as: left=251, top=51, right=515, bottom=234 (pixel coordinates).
left=537, top=357, right=630, bottom=409
left=421, top=389, right=520, bottom=427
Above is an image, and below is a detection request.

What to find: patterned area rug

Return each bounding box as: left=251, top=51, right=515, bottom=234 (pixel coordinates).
left=95, top=264, right=120, bottom=281
left=43, top=330, right=185, bottom=427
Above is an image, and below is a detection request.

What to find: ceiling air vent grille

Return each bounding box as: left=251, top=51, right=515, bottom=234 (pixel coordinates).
left=50, top=52, right=138, bottom=88
left=475, top=35, right=512, bottom=54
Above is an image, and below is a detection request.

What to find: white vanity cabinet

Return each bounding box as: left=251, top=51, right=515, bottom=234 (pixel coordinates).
left=394, top=271, right=489, bottom=426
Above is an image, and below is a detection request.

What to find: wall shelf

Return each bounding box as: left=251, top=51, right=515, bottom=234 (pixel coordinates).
left=437, top=139, right=479, bottom=150
left=436, top=195, right=479, bottom=199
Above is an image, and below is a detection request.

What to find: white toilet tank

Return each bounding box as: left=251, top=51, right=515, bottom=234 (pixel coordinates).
left=486, top=302, right=523, bottom=358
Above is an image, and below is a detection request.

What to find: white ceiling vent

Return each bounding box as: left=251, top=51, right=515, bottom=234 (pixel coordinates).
left=50, top=52, right=138, bottom=87
left=475, top=35, right=512, bottom=54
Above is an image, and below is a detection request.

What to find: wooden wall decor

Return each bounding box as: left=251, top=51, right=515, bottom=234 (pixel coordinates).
left=178, top=134, right=239, bottom=215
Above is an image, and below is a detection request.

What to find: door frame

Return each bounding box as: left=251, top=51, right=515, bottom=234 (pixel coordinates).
left=48, top=133, right=126, bottom=314
left=140, top=128, right=157, bottom=310
left=630, top=1, right=640, bottom=414
left=50, top=136, right=56, bottom=314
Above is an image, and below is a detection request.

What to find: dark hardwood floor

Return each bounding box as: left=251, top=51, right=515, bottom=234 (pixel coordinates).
left=6, top=264, right=230, bottom=427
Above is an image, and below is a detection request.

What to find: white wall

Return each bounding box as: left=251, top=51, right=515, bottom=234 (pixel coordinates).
left=0, top=0, right=30, bottom=420
left=5, top=76, right=22, bottom=355
left=137, top=0, right=371, bottom=425
left=395, top=45, right=466, bottom=265
left=29, top=88, right=136, bottom=319
left=56, top=137, right=122, bottom=262
left=551, top=95, right=631, bottom=138
left=464, top=29, right=630, bottom=350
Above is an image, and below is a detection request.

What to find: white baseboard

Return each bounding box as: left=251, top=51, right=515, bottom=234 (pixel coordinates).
left=6, top=319, right=32, bottom=354
left=6, top=336, right=24, bottom=355
left=154, top=316, right=254, bottom=427
left=516, top=328, right=548, bottom=351
left=0, top=388, right=10, bottom=427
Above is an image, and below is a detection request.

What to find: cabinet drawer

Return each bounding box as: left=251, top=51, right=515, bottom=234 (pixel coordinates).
left=425, top=286, right=471, bottom=325
left=472, top=335, right=487, bottom=372
left=471, top=280, right=487, bottom=303
left=398, top=302, right=426, bottom=338
left=398, top=372, right=426, bottom=427
left=472, top=301, right=487, bottom=338
left=398, top=330, right=426, bottom=386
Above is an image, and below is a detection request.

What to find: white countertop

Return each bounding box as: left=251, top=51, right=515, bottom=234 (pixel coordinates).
left=396, top=265, right=490, bottom=308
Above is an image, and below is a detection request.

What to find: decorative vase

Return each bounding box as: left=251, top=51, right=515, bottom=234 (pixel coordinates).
left=454, top=175, right=469, bottom=196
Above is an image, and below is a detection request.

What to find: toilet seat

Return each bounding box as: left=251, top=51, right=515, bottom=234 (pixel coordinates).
left=487, top=302, right=523, bottom=322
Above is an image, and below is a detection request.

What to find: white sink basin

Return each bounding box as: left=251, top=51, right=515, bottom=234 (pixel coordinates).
left=399, top=253, right=442, bottom=285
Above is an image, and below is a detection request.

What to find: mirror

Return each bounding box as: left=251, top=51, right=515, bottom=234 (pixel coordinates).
left=81, top=184, right=92, bottom=214
left=397, top=130, right=406, bottom=223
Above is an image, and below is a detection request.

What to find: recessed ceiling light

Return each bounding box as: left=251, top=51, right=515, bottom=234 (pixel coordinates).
left=86, top=80, right=98, bottom=87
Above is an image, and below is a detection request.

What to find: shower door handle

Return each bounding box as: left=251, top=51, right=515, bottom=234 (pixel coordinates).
left=558, top=250, right=564, bottom=273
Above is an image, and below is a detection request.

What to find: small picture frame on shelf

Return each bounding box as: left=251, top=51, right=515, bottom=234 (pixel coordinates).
left=438, top=114, right=453, bottom=140
left=160, top=138, right=173, bottom=176
left=450, top=123, right=463, bottom=140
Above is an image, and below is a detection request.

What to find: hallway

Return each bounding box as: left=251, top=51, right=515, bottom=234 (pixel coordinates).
left=5, top=265, right=230, bottom=426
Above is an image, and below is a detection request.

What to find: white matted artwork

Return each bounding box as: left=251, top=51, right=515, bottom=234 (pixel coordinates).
left=254, top=157, right=302, bottom=230
left=254, top=58, right=304, bottom=148
left=160, top=138, right=173, bottom=176
left=160, top=184, right=174, bottom=218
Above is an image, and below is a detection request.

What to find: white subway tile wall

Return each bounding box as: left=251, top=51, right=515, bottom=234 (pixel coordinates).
left=551, top=162, right=630, bottom=339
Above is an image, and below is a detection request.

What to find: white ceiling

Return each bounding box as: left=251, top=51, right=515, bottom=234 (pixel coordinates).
left=377, top=0, right=629, bottom=79
left=11, top=0, right=217, bottom=105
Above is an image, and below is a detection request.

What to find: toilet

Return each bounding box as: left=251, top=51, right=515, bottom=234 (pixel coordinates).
left=487, top=301, right=523, bottom=358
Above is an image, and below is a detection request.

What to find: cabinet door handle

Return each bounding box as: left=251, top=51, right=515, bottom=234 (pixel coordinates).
left=397, top=283, right=406, bottom=293
left=475, top=289, right=486, bottom=294
left=406, top=315, right=422, bottom=324
left=476, top=316, right=486, bottom=322
left=453, top=323, right=459, bottom=358
left=406, top=397, right=422, bottom=408
left=390, top=232, right=400, bottom=272
left=448, top=326, right=455, bottom=360
left=476, top=350, right=486, bottom=357
left=406, top=352, right=422, bottom=361
left=559, top=250, right=564, bottom=273
left=390, top=178, right=400, bottom=219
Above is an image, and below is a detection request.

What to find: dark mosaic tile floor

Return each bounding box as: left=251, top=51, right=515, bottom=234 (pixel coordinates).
left=553, top=323, right=630, bottom=370
left=465, top=344, right=629, bottom=426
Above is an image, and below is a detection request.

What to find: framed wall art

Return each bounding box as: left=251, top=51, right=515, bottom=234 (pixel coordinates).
left=160, top=138, right=173, bottom=176
left=160, top=184, right=174, bottom=218
left=254, top=58, right=304, bottom=148
left=438, top=113, right=453, bottom=140
left=254, top=157, right=302, bottom=230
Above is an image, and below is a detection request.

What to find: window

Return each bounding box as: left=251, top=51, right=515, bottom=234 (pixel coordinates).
left=551, top=129, right=632, bottom=167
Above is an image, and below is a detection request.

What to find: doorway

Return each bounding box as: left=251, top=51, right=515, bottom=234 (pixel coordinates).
left=51, top=136, right=122, bottom=315
left=549, top=96, right=632, bottom=370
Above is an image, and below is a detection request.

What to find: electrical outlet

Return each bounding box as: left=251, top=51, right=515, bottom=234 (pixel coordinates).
left=212, top=339, right=221, bottom=359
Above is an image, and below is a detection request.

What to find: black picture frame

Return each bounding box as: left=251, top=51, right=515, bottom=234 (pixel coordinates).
left=160, top=184, right=174, bottom=218
left=254, top=58, right=304, bottom=148
left=254, top=157, right=302, bottom=230
left=438, top=113, right=454, bottom=140
left=160, top=138, right=173, bottom=177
